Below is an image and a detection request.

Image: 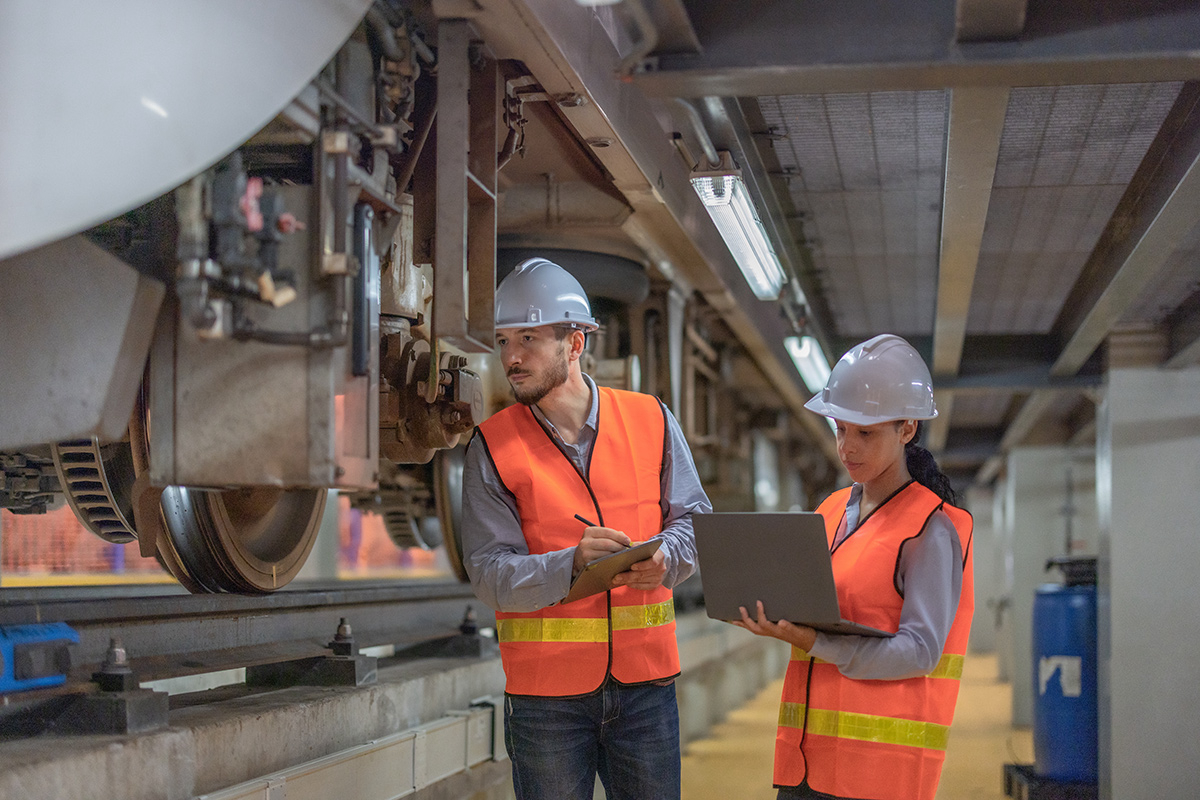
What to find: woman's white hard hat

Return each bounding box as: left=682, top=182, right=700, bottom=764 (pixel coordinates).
left=494, top=257, right=599, bottom=332
left=804, top=334, right=938, bottom=425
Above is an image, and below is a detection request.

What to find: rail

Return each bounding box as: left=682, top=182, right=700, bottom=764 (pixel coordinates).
left=0, top=580, right=488, bottom=684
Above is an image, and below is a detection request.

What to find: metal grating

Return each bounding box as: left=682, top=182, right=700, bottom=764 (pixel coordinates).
left=761, top=91, right=947, bottom=337
left=970, top=83, right=1183, bottom=334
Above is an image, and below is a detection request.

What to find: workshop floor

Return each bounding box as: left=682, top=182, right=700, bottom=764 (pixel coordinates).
left=681, top=652, right=1032, bottom=800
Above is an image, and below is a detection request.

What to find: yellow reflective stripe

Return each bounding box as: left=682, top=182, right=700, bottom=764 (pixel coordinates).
left=790, top=647, right=812, bottom=662
left=497, top=601, right=675, bottom=643
left=928, top=653, right=963, bottom=680
left=778, top=703, right=949, bottom=751
left=613, top=599, right=675, bottom=631
left=497, top=618, right=608, bottom=643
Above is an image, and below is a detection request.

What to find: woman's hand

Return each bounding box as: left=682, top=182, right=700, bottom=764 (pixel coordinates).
left=732, top=600, right=818, bottom=651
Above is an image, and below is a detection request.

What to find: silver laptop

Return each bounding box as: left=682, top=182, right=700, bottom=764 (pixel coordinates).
left=694, top=512, right=894, bottom=638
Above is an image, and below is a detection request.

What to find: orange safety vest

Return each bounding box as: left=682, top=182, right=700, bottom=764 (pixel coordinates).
left=774, top=481, right=974, bottom=800
left=475, top=386, right=679, bottom=696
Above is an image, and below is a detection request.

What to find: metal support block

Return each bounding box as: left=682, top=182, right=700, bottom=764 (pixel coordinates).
left=53, top=688, right=170, bottom=735
left=244, top=654, right=377, bottom=688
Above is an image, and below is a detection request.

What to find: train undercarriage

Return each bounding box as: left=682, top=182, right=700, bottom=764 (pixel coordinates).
left=0, top=0, right=836, bottom=593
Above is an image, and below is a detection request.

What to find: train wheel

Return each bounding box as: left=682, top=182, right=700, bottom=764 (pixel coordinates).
left=156, top=485, right=326, bottom=593
left=51, top=439, right=139, bottom=544
left=433, top=444, right=469, bottom=582
left=122, top=388, right=326, bottom=594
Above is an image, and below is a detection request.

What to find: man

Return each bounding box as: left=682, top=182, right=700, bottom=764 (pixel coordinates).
left=461, top=257, right=710, bottom=800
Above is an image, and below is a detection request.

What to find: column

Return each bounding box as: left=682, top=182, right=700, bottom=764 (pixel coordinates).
left=1097, top=364, right=1200, bottom=798
left=964, top=485, right=999, bottom=654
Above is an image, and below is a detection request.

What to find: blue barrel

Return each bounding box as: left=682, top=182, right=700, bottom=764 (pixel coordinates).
left=1032, top=583, right=1098, bottom=783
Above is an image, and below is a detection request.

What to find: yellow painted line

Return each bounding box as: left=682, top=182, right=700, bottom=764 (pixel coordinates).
left=1, top=572, right=178, bottom=587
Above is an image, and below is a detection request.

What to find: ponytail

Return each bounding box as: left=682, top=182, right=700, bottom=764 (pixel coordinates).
left=905, top=421, right=956, bottom=505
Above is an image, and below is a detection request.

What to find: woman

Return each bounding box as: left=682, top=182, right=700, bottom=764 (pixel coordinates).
left=735, top=334, right=974, bottom=800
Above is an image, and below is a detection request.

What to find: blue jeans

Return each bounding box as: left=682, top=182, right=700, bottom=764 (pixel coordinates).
left=503, top=680, right=681, bottom=800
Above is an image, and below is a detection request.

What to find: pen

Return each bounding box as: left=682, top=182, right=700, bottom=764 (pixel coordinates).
left=574, top=514, right=632, bottom=548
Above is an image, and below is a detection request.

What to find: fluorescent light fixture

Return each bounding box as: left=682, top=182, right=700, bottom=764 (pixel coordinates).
left=691, top=152, right=786, bottom=300
left=784, top=335, right=831, bottom=392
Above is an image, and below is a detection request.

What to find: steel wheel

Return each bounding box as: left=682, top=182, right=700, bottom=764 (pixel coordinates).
left=157, top=485, right=326, bottom=593
left=433, top=444, right=469, bottom=582
left=124, top=383, right=327, bottom=594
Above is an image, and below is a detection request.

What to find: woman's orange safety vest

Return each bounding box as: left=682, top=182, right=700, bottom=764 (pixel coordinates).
left=476, top=387, right=679, bottom=696
left=774, top=481, right=974, bottom=800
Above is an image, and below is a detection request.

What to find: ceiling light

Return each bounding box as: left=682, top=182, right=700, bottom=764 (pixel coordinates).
left=786, top=335, right=836, bottom=434
left=691, top=151, right=786, bottom=300
left=784, top=335, right=831, bottom=393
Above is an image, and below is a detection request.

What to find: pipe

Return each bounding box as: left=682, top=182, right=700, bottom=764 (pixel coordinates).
left=671, top=98, right=719, bottom=169
left=617, top=0, right=659, bottom=78
left=365, top=5, right=406, bottom=62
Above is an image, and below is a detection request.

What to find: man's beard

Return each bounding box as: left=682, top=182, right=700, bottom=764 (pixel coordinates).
left=511, top=347, right=569, bottom=406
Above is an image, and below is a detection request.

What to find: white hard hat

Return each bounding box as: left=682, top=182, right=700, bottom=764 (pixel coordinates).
left=494, top=257, right=599, bottom=332
left=804, top=334, right=937, bottom=425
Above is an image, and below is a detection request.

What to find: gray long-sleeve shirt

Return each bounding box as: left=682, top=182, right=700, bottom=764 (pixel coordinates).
left=461, top=374, right=712, bottom=613
left=807, top=482, right=965, bottom=680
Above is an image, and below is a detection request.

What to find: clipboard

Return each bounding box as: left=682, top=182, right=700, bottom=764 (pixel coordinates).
left=562, top=538, right=662, bottom=604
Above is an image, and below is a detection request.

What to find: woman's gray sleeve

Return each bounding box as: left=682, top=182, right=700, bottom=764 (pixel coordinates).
left=807, top=511, right=964, bottom=680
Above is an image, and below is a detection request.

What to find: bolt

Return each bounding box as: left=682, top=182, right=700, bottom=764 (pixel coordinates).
left=100, top=638, right=131, bottom=675
left=93, top=637, right=138, bottom=692
left=329, top=617, right=357, bottom=657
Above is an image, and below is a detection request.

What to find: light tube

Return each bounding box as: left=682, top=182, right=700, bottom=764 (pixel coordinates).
left=784, top=335, right=831, bottom=392
left=691, top=160, right=786, bottom=301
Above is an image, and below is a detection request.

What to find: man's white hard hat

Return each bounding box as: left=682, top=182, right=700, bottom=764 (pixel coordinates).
left=494, top=257, right=599, bottom=332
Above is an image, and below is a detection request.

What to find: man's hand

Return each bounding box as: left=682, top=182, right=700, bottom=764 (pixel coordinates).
left=611, top=547, right=667, bottom=591
left=572, top=525, right=632, bottom=575
left=731, top=600, right=817, bottom=651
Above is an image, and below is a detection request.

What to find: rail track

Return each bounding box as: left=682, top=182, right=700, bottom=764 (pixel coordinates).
left=0, top=580, right=491, bottom=686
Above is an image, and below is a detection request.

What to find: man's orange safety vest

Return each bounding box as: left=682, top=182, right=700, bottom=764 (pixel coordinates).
left=476, top=387, right=679, bottom=696
left=774, top=481, right=974, bottom=800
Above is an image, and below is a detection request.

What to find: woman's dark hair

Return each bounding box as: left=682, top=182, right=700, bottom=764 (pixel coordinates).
left=904, top=421, right=956, bottom=505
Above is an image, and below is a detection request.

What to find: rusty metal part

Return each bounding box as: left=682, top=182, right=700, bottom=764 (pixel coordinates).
left=379, top=332, right=483, bottom=464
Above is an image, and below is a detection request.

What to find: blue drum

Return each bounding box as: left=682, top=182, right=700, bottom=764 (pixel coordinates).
left=1032, top=582, right=1098, bottom=783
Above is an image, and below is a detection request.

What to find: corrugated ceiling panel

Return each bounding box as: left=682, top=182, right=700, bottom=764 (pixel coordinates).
left=971, top=83, right=1182, bottom=334
left=762, top=90, right=946, bottom=338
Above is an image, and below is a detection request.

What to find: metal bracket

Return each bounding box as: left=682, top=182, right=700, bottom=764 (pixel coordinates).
left=433, top=19, right=496, bottom=353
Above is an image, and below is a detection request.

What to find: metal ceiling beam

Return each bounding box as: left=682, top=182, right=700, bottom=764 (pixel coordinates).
left=929, top=86, right=1010, bottom=451
left=1051, top=84, right=1200, bottom=376
left=955, top=0, right=1027, bottom=42
left=936, top=369, right=1100, bottom=394
left=632, top=0, right=1200, bottom=96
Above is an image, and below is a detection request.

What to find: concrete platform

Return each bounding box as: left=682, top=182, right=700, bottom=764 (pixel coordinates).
left=0, top=610, right=787, bottom=800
